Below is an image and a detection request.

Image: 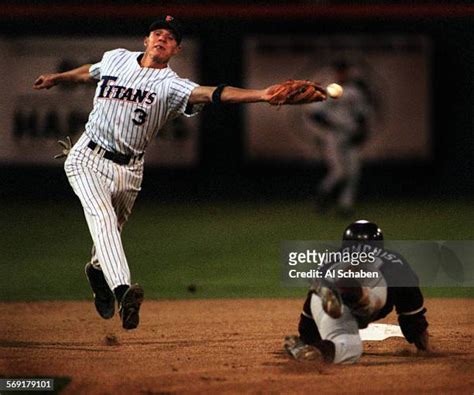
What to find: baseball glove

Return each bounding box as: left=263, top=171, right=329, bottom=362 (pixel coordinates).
left=267, top=79, right=327, bottom=105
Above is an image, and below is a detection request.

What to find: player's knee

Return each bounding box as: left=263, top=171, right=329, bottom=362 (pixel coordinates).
left=331, top=334, right=363, bottom=364
left=94, top=214, right=112, bottom=229
left=87, top=206, right=116, bottom=224
left=85, top=211, right=119, bottom=237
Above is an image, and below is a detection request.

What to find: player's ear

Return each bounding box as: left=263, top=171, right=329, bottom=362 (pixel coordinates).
left=173, top=44, right=182, bottom=55
left=144, top=36, right=149, bottom=48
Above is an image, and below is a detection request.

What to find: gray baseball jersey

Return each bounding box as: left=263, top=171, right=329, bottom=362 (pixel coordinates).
left=65, top=48, right=201, bottom=290
left=308, top=81, right=371, bottom=210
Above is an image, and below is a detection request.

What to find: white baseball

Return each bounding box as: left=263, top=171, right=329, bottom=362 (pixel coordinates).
left=326, top=83, right=343, bottom=99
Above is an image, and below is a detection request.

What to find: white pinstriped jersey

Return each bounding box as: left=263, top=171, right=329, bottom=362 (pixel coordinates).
left=86, top=48, right=200, bottom=156
left=64, top=48, right=202, bottom=290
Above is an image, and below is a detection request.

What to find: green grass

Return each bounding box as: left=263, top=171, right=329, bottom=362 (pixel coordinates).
left=1, top=198, right=473, bottom=301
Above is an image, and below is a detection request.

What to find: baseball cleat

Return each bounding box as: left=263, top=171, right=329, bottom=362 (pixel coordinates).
left=85, top=262, right=115, bottom=319
left=317, top=285, right=343, bottom=319
left=284, top=335, right=320, bottom=360
left=119, top=284, right=144, bottom=330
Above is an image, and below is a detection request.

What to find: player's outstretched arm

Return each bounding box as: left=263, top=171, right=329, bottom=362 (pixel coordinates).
left=189, top=85, right=268, bottom=105
left=189, top=81, right=327, bottom=106
left=33, top=64, right=94, bottom=90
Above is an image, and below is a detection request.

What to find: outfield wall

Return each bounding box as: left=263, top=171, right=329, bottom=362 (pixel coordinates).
left=0, top=3, right=472, bottom=199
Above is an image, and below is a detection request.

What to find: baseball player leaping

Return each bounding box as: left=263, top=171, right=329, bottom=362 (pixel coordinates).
left=33, top=16, right=328, bottom=330
left=285, top=220, right=430, bottom=363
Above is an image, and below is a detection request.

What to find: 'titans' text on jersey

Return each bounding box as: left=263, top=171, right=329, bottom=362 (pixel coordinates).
left=97, top=76, right=157, bottom=105
left=86, top=48, right=200, bottom=156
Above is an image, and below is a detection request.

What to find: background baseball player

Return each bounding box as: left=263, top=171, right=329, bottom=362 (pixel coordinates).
left=33, top=16, right=327, bottom=330
left=285, top=220, right=430, bottom=364
left=306, top=61, right=373, bottom=217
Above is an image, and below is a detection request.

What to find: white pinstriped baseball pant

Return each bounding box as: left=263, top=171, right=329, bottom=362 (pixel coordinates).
left=64, top=133, right=143, bottom=290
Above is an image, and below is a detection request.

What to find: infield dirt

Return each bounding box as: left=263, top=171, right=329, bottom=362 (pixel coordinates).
left=1, top=298, right=473, bottom=394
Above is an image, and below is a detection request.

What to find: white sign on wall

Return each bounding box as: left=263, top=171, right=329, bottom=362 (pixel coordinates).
left=244, top=35, right=431, bottom=162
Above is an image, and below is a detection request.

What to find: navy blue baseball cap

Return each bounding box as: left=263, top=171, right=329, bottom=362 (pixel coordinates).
left=148, top=15, right=183, bottom=44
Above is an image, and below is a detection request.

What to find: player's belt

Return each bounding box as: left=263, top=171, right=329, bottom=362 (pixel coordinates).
left=87, top=141, right=144, bottom=165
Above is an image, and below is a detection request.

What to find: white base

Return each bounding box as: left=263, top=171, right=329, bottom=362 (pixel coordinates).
left=359, top=323, right=404, bottom=341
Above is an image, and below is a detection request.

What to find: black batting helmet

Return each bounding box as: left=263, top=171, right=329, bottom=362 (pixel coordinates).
left=343, top=220, right=383, bottom=242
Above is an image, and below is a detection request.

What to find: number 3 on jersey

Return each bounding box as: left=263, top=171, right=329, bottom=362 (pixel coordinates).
left=132, top=109, right=147, bottom=126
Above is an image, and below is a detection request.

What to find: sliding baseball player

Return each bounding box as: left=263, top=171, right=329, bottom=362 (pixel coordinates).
left=285, top=220, right=430, bottom=363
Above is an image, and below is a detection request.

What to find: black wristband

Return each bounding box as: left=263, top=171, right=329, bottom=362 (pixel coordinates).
left=212, top=83, right=228, bottom=104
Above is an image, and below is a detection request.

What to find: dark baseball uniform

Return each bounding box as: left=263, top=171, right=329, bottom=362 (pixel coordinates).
left=298, top=245, right=428, bottom=363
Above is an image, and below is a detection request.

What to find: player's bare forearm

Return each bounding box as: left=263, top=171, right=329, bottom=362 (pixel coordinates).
left=33, top=64, right=94, bottom=90
left=189, top=85, right=269, bottom=105
left=221, top=87, right=269, bottom=103
left=189, top=81, right=327, bottom=106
